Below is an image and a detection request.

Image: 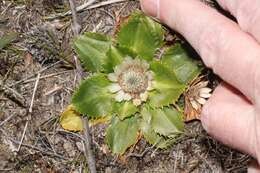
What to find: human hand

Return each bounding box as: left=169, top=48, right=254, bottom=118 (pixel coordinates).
left=140, top=0, right=260, bottom=171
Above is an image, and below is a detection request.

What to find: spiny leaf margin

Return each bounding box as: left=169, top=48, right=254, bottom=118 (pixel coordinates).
left=72, top=74, right=115, bottom=118
left=161, top=44, right=202, bottom=84
left=117, top=11, right=164, bottom=61
left=74, top=32, right=112, bottom=72
left=149, top=61, right=186, bottom=107
left=106, top=116, right=140, bottom=154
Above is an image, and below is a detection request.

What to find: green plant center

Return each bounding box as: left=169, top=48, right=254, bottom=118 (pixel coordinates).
left=119, top=67, right=148, bottom=94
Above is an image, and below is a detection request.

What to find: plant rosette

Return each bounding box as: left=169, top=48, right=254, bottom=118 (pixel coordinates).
left=66, top=12, right=205, bottom=154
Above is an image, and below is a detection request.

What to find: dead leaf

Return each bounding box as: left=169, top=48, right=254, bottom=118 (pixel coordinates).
left=184, top=76, right=212, bottom=122
left=60, top=105, right=83, bottom=131
left=184, top=96, right=201, bottom=122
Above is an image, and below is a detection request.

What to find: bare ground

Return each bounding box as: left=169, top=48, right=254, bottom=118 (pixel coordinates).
left=0, top=0, right=251, bottom=172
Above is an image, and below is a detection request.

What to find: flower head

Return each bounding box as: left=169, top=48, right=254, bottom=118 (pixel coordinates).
left=184, top=77, right=212, bottom=121
left=108, top=57, right=153, bottom=106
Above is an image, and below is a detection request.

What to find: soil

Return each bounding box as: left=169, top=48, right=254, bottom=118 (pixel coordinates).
left=0, top=0, right=251, bottom=172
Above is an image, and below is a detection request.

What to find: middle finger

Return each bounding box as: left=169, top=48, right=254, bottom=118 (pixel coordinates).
left=142, top=0, right=260, bottom=103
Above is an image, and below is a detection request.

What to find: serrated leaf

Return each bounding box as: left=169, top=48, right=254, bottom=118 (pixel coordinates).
left=162, top=44, right=202, bottom=84
left=106, top=116, right=139, bottom=154
left=0, top=32, right=18, bottom=50
left=114, top=102, right=139, bottom=120
left=149, top=61, right=186, bottom=107
left=60, top=105, right=83, bottom=131
left=103, top=45, right=136, bottom=73
left=151, top=107, right=184, bottom=137
left=140, top=106, right=169, bottom=148
left=74, top=32, right=112, bottom=72
left=72, top=74, right=115, bottom=118
left=117, top=12, right=164, bottom=61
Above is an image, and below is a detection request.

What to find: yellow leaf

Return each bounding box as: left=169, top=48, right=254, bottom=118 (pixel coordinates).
left=60, top=105, right=83, bottom=131
left=89, top=116, right=111, bottom=126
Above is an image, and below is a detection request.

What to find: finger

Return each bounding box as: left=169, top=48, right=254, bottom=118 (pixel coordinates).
left=216, top=0, right=260, bottom=42
left=201, top=83, right=257, bottom=158
left=140, top=0, right=260, bottom=103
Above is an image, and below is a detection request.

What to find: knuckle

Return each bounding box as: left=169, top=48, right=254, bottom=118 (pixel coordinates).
left=198, top=21, right=232, bottom=72
left=198, top=24, right=219, bottom=68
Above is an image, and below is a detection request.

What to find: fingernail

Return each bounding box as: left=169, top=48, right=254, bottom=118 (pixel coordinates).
left=140, top=0, right=159, bottom=18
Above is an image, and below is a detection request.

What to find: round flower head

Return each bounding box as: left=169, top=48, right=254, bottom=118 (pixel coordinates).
left=184, top=76, right=212, bottom=121
left=188, top=81, right=212, bottom=110
left=108, top=57, right=153, bottom=106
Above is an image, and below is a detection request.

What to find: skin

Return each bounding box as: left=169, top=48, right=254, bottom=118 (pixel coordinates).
left=140, top=0, right=260, bottom=171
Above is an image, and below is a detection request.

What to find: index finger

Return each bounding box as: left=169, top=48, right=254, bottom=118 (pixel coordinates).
left=141, top=0, right=260, bottom=103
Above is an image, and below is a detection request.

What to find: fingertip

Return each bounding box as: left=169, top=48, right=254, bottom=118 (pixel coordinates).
left=140, top=0, right=158, bottom=17
left=199, top=83, right=256, bottom=157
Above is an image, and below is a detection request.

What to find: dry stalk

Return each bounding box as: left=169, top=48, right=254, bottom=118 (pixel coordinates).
left=68, top=0, right=97, bottom=172
left=47, top=0, right=127, bottom=20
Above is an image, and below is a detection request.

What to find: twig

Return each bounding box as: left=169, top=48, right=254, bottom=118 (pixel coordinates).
left=0, top=128, right=69, bottom=160
left=29, top=73, right=41, bottom=113
left=0, top=84, right=26, bottom=107
left=82, top=117, right=97, bottom=173
left=0, top=114, right=16, bottom=127
left=11, top=138, right=69, bottom=160
left=8, top=60, right=61, bottom=87
left=68, top=0, right=82, bottom=35
left=15, top=73, right=40, bottom=152
left=46, top=0, right=127, bottom=20
left=1, top=84, right=24, bottom=101
left=68, top=0, right=85, bottom=82
left=39, top=128, right=85, bottom=141
left=21, top=70, right=71, bottom=85
left=16, top=120, right=28, bottom=152
left=68, top=0, right=97, bottom=172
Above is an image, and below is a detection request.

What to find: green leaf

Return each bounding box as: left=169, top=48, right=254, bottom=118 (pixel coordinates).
left=106, top=116, right=139, bottom=154
left=117, top=12, right=164, bottom=61
left=103, top=45, right=136, bottom=73
left=151, top=107, right=184, bottom=137
left=162, top=44, right=202, bottom=84
left=140, top=106, right=169, bottom=148
left=114, top=102, right=139, bottom=120
left=149, top=61, right=186, bottom=107
left=74, top=32, right=112, bottom=72
left=72, top=74, right=115, bottom=118
left=0, top=32, right=18, bottom=50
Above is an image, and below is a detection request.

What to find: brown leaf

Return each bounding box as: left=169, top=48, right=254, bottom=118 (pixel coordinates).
left=183, top=76, right=212, bottom=122
left=184, top=96, right=201, bottom=122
